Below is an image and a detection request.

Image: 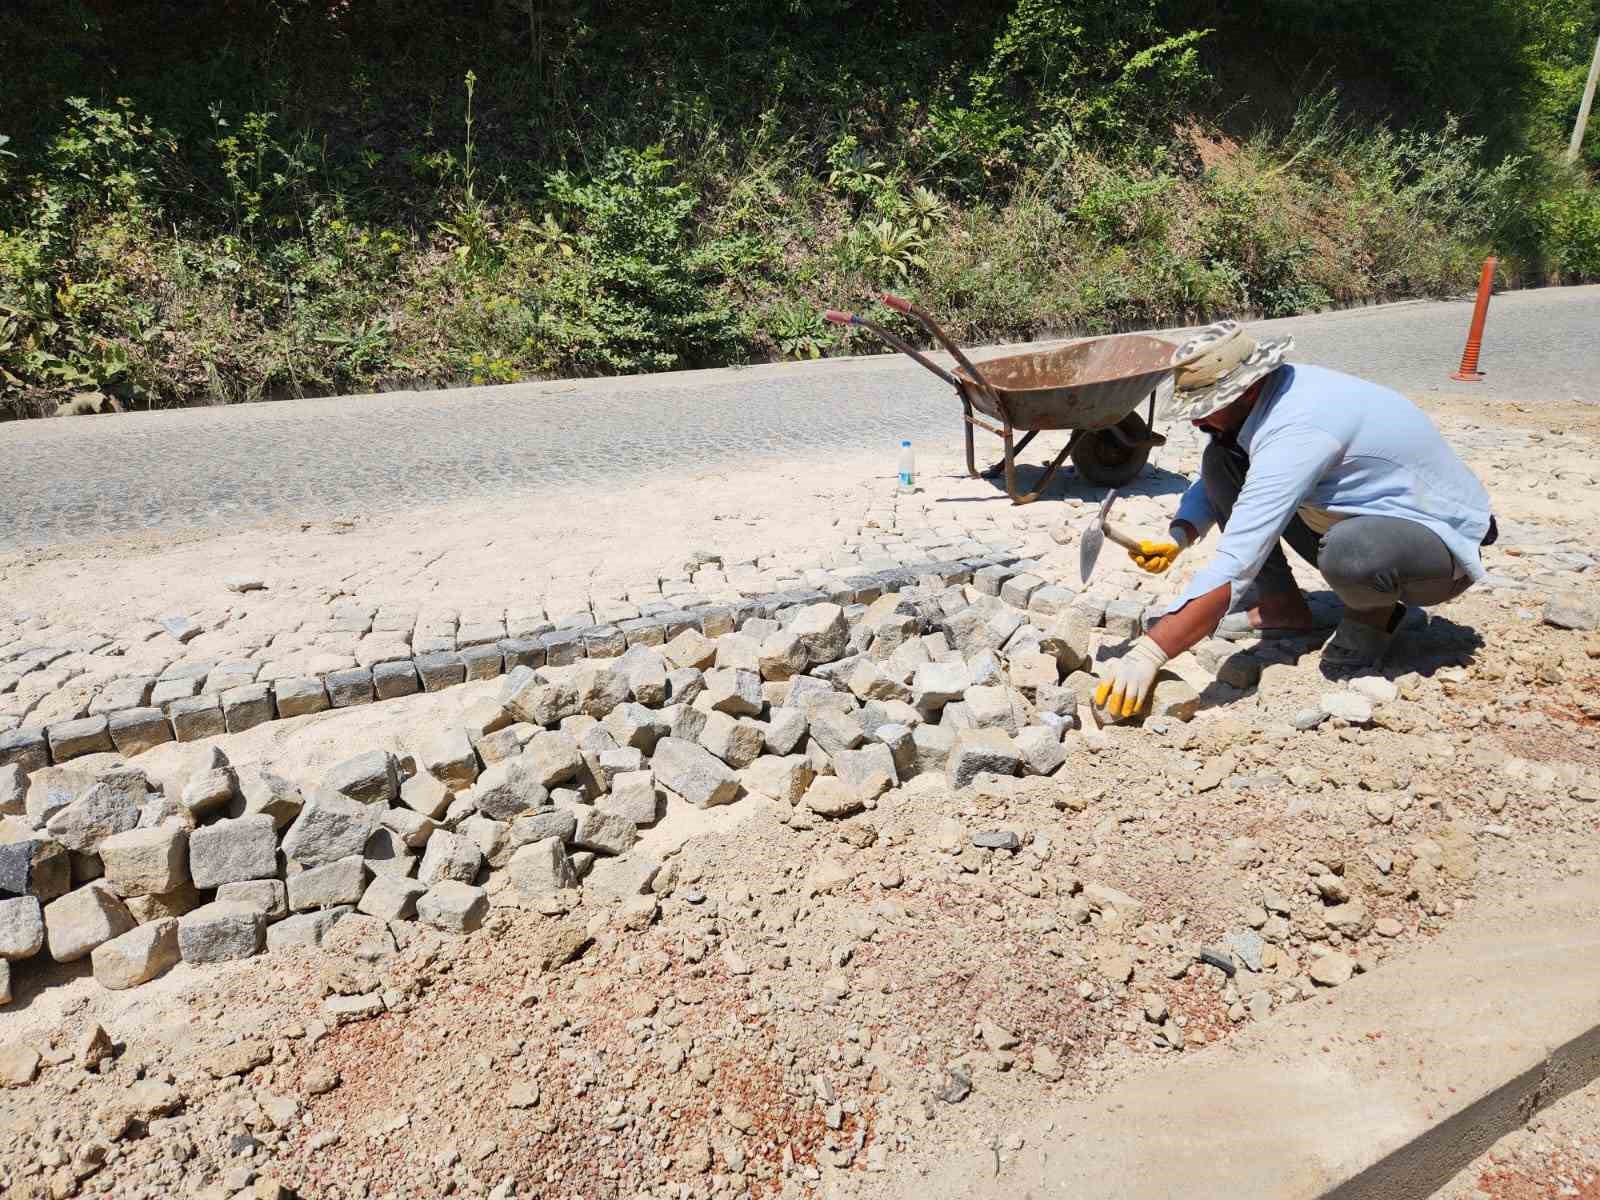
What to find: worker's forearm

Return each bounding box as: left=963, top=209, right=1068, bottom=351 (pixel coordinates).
left=1148, top=583, right=1231, bottom=658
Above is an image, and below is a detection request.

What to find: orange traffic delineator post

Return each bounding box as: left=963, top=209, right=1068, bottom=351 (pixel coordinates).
left=1450, top=256, right=1497, bottom=382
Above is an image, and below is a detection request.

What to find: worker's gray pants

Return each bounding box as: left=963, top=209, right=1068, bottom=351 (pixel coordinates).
left=1201, top=440, right=1473, bottom=615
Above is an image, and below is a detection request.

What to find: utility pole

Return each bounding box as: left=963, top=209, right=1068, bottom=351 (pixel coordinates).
left=1570, top=32, right=1600, bottom=163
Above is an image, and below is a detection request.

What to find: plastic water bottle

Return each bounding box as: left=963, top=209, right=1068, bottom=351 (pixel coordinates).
left=897, top=440, right=915, bottom=491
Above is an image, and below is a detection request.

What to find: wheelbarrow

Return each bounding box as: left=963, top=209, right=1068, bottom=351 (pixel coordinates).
left=824, top=294, right=1174, bottom=504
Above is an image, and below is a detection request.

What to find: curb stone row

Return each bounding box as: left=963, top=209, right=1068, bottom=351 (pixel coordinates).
left=0, top=562, right=1194, bottom=1006
left=0, top=555, right=1109, bottom=773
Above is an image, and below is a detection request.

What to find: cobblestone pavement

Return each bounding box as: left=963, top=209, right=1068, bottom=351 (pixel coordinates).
left=2, top=288, right=1596, bottom=551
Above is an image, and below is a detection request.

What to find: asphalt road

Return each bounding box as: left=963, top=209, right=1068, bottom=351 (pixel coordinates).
left=3, top=286, right=1597, bottom=551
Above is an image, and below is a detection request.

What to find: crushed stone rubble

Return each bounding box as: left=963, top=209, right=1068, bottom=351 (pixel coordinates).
left=1, top=405, right=1598, bottom=1199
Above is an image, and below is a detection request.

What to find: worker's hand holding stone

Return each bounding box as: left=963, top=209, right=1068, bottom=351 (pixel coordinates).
left=1093, top=635, right=1170, bottom=719
left=1128, top=538, right=1180, bottom=574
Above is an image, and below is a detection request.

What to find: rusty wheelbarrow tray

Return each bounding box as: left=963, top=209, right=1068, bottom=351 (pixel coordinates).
left=826, top=294, right=1174, bottom=504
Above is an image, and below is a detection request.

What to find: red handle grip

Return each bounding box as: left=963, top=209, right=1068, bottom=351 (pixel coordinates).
left=823, top=309, right=854, bottom=325
left=880, top=293, right=912, bottom=313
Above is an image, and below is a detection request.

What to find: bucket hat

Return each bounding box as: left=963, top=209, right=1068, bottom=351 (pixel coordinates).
left=1158, top=320, right=1293, bottom=422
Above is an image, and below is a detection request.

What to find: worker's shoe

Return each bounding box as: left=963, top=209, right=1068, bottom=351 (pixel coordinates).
left=1321, top=604, right=1409, bottom=671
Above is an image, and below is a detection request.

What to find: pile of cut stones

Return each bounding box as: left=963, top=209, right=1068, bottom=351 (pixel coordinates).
left=0, top=577, right=1202, bottom=1004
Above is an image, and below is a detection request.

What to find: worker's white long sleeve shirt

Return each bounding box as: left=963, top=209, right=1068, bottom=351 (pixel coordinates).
left=1169, top=364, right=1492, bottom=612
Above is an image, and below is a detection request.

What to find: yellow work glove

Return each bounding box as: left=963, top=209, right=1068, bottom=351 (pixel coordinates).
left=1094, top=635, right=1171, bottom=719
left=1128, top=538, right=1181, bottom=574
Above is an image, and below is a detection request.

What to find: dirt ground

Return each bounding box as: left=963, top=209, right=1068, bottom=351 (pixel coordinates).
left=2, top=393, right=1598, bottom=1200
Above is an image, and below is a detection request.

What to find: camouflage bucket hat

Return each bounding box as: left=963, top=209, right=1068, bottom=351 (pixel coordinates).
left=1158, top=320, right=1294, bottom=422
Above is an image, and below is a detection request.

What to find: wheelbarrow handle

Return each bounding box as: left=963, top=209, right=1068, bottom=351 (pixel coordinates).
left=880, top=293, right=997, bottom=401
left=819, top=308, right=960, bottom=388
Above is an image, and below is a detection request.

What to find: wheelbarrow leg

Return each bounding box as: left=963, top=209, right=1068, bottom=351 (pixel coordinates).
left=1008, top=431, right=1085, bottom=505
left=962, top=398, right=980, bottom=478
left=983, top=428, right=1038, bottom=478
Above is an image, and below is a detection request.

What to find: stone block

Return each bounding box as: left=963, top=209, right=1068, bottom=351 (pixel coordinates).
left=177, top=901, right=265, bottom=964
left=373, top=660, right=421, bottom=699
left=832, top=743, right=897, bottom=798
left=180, top=767, right=234, bottom=818
left=740, top=755, right=815, bottom=805
left=809, top=708, right=865, bottom=757
left=947, top=729, right=1021, bottom=789
left=234, top=766, right=302, bottom=829
left=273, top=677, right=330, bottom=718
left=189, top=815, right=279, bottom=888
left=169, top=695, right=225, bottom=742
left=1150, top=677, right=1201, bottom=722
left=703, top=668, right=762, bottom=716
left=281, top=791, right=375, bottom=866
left=762, top=707, right=808, bottom=755
left=124, top=881, right=201, bottom=923
left=359, top=875, right=428, bottom=921
left=1103, top=598, right=1147, bottom=638
left=45, top=781, right=143, bottom=853
left=999, top=573, right=1044, bottom=609
left=651, top=737, right=740, bottom=808
left=415, top=653, right=466, bottom=692
left=0, top=727, right=49, bottom=773
left=973, top=564, right=1014, bottom=596
left=99, top=826, right=189, bottom=896
left=460, top=645, right=504, bottom=681
left=698, top=711, right=765, bottom=769
left=287, top=855, right=369, bottom=911
left=150, top=676, right=202, bottom=710
left=215, top=879, right=288, bottom=920
left=221, top=684, right=275, bottom=733
left=47, top=715, right=113, bottom=762
left=325, top=749, right=398, bottom=805
left=421, top=728, right=479, bottom=791
left=362, top=826, right=418, bottom=876
left=265, top=907, right=349, bottom=952
left=90, top=917, right=180, bottom=989
left=400, top=770, right=451, bottom=820
left=803, top=775, right=864, bottom=818
left=104, top=707, right=171, bottom=758
left=584, top=625, right=627, bottom=658
left=0, top=896, right=45, bottom=960
left=508, top=837, right=577, bottom=897
left=326, top=668, right=374, bottom=708
left=417, top=831, right=483, bottom=885
left=790, top=603, right=849, bottom=666
left=912, top=661, right=972, bottom=711
left=1027, top=585, right=1077, bottom=617
left=599, top=772, right=662, bottom=826
left=44, top=883, right=135, bottom=962
left=573, top=664, right=631, bottom=718
left=663, top=628, right=717, bottom=671
left=525, top=731, right=583, bottom=789
left=1014, top=726, right=1066, bottom=776
left=539, top=629, right=588, bottom=667
left=417, top=880, right=488, bottom=933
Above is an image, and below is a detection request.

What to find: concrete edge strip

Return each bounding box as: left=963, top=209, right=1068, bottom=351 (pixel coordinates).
left=1323, top=1017, right=1600, bottom=1200
left=0, top=553, right=1070, bottom=770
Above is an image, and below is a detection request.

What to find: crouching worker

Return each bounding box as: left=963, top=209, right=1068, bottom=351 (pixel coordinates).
left=1096, top=320, right=1495, bottom=718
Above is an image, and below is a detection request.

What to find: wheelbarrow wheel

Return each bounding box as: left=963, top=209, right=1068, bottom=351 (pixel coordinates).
left=1071, top=413, right=1153, bottom=488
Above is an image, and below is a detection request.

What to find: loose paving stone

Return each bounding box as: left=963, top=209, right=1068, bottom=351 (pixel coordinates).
left=0, top=837, right=69, bottom=903
left=182, top=767, right=235, bottom=818
left=358, top=875, right=428, bottom=921
left=374, top=662, right=420, bottom=701
left=400, top=769, right=452, bottom=820
left=1309, top=950, right=1356, bottom=987
left=106, top=707, right=172, bottom=757
left=265, top=907, right=350, bottom=952
left=508, top=837, right=578, bottom=896
left=804, top=776, right=864, bottom=819
left=1319, top=691, right=1374, bottom=724
left=170, top=695, right=226, bottom=741
left=273, top=677, right=330, bottom=718
left=417, top=881, right=488, bottom=933
left=418, top=831, right=483, bottom=885
left=0, top=727, right=49, bottom=773
left=574, top=808, right=638, bottom=856
left=415, top=653, right=466, bottom=693
left=325, top=749, right=398, bottom=805
left=98, top=826, right=189, bottom=896
left=699, top=711, right=765, bottom=769
left=599, top=772, right=662, bottom=826
left=461, top=645, right=504, bottom=681
left=90, top=918, right=180, bottom=989
left=178, top=901, right=266, bottom=964
left=160, top=615, right=201, bottom=643
left=44, top=882, right=136, bottom=962
left=189, top=815, right=280, bottom=888
left=287, top=855, right=370, bottom=912
left=947, top=728, right=1021, bottom=788
left=215, top=879, right=288, bottom=919
left=421, top=728, right=480, bottom=790
left=652, top=737, right=740, bottom=808
left=282, top=791, right=376, bottom=866
left=235, top=766, right=303, bottom=829
left=0, top=896, right=45, bottom=960
left=46, top=781, right=144, bottom=853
